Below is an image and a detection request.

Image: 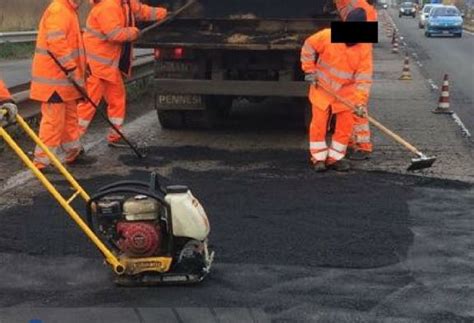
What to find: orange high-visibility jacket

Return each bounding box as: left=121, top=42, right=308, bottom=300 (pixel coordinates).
left=335, top=0, right=378, bottom=21
left=84, top=0, right=167, bottom=83
left=301, top=28, right=373, bottom=113
left=0, top=79, right=12, bottom=103
left=30, top=0, right=86, bottom=102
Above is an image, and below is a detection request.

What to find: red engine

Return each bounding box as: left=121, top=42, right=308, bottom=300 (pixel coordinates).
left=116, top=222, right=161, bottom=257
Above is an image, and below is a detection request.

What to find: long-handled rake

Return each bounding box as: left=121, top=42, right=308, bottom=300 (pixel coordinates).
left=316, top=83, right=436, bottom=171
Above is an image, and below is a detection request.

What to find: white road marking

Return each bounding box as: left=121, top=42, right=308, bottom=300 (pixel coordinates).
left=451, top=113, right=472, bottom=138
left=427, top=79, right=439, bottom=91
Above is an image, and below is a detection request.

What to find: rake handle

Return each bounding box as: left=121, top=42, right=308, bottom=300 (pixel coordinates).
left=139, top=0, right=197, bottom=36
left=366, top=115, right=421, bottom=156
left=315, top=82, right=423, bottom=157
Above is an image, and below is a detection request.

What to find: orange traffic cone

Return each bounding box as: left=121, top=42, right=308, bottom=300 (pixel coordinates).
left=432, top=74, right=453, bottom=114
left=399, top=54, right=412, bottom=80
left=392, top=32, right=399, bottom=53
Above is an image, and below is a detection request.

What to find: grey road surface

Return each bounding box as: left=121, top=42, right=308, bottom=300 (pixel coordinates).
left=392, top=10, right=474, bottom=138
left=0, top=59, right=32, bottom=88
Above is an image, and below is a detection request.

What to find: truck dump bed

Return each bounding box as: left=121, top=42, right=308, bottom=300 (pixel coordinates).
left=138, top=0, right=336, bottom=49
left=144, top=0, right=333, bottom=18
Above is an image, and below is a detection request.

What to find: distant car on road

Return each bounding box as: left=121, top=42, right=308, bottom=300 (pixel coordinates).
left=419, top=4, right=442, bottom=28
left=425, top=5, right=463, bottom=38
left=399, top=2, right=417, bottom=18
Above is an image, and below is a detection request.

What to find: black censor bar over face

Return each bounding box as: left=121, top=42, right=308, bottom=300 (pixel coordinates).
left=331, top=22, right=378, bottom=44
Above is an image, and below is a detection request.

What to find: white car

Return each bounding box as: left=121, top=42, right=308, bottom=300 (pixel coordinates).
left=419, top=4, right=442, bottom=28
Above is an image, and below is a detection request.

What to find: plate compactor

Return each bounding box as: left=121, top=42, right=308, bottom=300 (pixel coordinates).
left=0, top=106, right=214, bottom=286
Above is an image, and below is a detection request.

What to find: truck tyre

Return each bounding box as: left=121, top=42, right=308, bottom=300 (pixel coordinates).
left=208, top=96, right=233, bottom=119
left=157, top=110, right=185, bottom=129
left=425, top=31, right=431, bottom=37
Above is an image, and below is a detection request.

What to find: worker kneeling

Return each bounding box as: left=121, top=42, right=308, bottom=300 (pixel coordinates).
left=301, top=8, right=373, bottom=172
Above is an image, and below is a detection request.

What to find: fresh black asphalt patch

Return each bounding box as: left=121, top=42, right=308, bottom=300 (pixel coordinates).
left=0, top=146, right=472, bottom=321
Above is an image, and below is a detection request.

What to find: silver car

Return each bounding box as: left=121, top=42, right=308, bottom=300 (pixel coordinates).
left=419, top=4, right=442, bottom=28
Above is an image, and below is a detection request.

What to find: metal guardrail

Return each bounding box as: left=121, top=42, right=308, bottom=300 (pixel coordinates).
left=0, top=31, right=38, bottom=44
left=10, top=57, right=154, bottom=120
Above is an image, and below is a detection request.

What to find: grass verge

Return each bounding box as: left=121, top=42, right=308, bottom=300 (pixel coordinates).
left=0, top=42, right=35, bottom=60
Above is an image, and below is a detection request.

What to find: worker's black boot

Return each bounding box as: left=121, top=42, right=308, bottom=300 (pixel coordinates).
left=327, top=159, right=351, bottom=172
left=68, top=149, right=97, bottom=166
left=349, top=150, right=371, bottom=161
left=312, top=161, right=327, bottom=172
left=108, top=138, right=132, bottom=149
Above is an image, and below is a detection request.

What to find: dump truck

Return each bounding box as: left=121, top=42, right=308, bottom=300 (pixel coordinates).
left=137, top=0, right=337, bottom=128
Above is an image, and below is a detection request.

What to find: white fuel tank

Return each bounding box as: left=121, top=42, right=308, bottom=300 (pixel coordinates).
left=165, top=186, right=210, bottom=241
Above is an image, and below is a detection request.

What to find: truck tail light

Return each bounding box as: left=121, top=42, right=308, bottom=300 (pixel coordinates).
left=173, top=47, right=184, bottom=59
left=154, top=48, right=161, bottom=59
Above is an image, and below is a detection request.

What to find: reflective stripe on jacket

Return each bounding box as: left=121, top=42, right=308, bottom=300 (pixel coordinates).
left=300, top=28, right=373, bottom=113
left=335, top=0, right=378, bottom=21
left=84, top=0, right=167, bottom=82
left=30, top=0, right=86, bottom=102
left=0, top=79, right=12, bottom=103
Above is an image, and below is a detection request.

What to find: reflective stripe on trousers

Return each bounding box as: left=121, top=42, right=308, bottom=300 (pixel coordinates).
left=328, top=140, right=347, bottom=161
left=356, top=135, right=371, bottom=143
left=310, top=141, right=328, bottom=161
left=353, top=124, right=370, bottom=132
left=34, top=146, right=60, bottom=165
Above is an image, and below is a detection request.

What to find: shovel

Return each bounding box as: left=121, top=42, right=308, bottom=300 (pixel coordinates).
left=316, top=82, right=436, bottom=171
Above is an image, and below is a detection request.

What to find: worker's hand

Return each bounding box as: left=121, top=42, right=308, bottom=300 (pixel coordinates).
left=304, top=73, right=317, bottom=84
left=0, top=102, right=18, bottom=126
left=129, top=27, right=140, bottom=42
left=354, top=104, right=367, bottom=117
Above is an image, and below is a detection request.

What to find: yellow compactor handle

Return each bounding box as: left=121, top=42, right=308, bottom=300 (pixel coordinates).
left=0, top=110, right=125, bottom=274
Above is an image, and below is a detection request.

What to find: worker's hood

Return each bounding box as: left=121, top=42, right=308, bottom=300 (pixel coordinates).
left=68, top=0, right=84, bottom=9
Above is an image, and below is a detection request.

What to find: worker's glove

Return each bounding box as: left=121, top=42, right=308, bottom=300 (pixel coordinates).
left=304, top=73, right=317, bottom=85
left=129, top=27, right=140, bottom=42
left=0, top=102, right=18, bottom=126
left=354, top=104, right=367, bottom=117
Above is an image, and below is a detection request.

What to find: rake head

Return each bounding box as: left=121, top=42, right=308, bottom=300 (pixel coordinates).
left=407, top=155, right=437, bottom=171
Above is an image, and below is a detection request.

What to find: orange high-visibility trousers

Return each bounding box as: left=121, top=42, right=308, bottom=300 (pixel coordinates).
left=77, top=74, right=126, bottom=143
left=351, top=113, right=372, bottom=152
left=309, top=106, right=354, bottom=164
left=34, top=101, right=81, bottom=168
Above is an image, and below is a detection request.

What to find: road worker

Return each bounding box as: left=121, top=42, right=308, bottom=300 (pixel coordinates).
left=77, top=0, right=167, bottom=148
left=301, top=8, right=373, bottom=172
left=0, top=79, right=12, bottom=104
left=30, top=0, right=93, bottom=171
left=0, top=79, right=18, bottom=127
left=334, top=0, right=377, bottom=160
left=334, top=0, right=378, bottom=21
